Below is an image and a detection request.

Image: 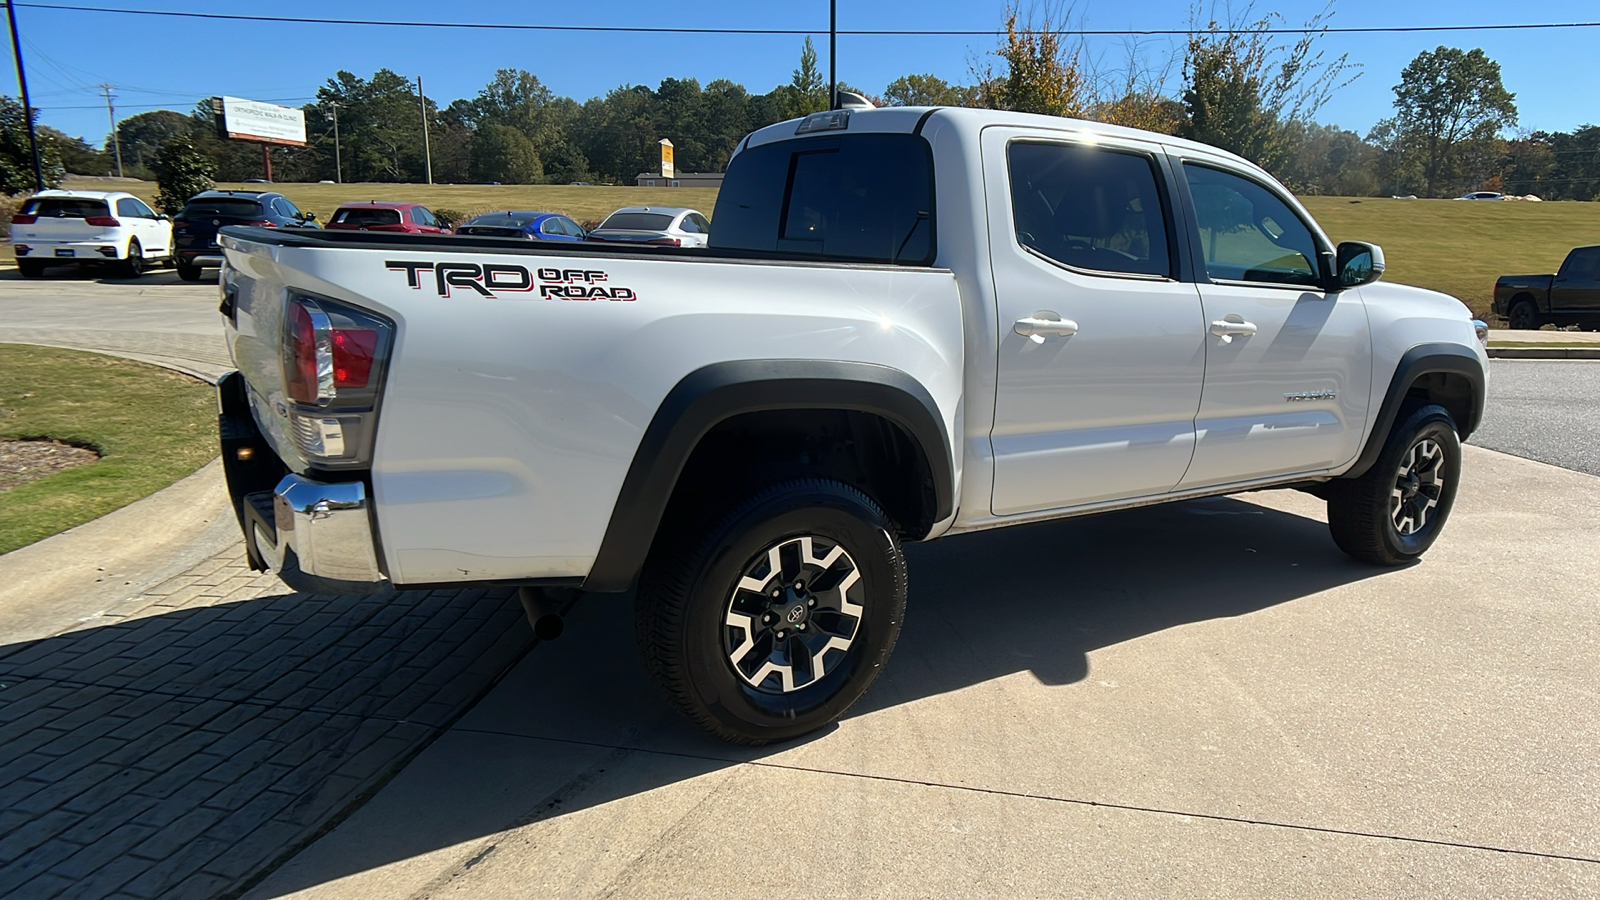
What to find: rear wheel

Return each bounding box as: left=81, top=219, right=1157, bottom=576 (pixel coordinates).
left=17, top=259, right=45, bottom=278
left=1327, top=404, right=1461, bottom=565
left=636, top=479, right=907, bottom=745
left=176, top=260, right=203, bottom=281
left=1507, top=299, right=1540, bottom=330
left=118, top=239, right=144, bottom=278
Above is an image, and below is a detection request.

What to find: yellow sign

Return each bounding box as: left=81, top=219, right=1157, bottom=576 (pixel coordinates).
left=660, top=138, right=675, bottom=178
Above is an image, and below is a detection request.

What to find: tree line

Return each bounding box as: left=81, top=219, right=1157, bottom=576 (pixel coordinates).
left=4, top=2, right=1597, bottom=201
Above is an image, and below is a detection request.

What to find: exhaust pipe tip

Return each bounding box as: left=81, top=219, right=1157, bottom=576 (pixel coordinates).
left=519, top=586, right=578, bottom=642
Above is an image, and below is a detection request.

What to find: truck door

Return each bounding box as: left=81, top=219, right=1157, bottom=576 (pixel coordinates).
left=1553, top=247, right=1600, bottom=313
left=984, top=129, right=1206, bottom=516
left=1172, top=159, right=1372, bottom=490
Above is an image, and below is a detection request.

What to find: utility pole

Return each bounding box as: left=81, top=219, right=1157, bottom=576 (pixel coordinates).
left=327, top=100, right=342, bottom=184
left=99, top=83, right=123, bottom=177
left=417, top=76, right=433, bottom=185
left=5, top=0, right=45, bottom=191
left=829, top=0, right=837, bottom=110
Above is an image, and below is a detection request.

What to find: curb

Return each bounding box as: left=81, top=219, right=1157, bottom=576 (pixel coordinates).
left=1488, top=347, right=1600, bottom=360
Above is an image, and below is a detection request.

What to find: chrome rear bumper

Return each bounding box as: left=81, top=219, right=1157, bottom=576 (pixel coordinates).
left=248, top=475, right=387, bottom=594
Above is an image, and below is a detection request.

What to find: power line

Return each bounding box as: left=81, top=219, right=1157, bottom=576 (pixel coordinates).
left=10, top=3, right=1600, bottom=36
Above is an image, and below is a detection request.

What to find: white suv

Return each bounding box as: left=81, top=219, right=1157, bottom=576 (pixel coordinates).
left=10, top=190, right=173, bottom=278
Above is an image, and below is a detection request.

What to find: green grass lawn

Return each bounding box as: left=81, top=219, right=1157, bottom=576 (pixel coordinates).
left=0, top=345, right=219, bottom=555
left=56, top=178, right=1600, bottom=319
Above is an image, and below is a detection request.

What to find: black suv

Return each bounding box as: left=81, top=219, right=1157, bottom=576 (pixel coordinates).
left=172, top=191, right=318, bottom=281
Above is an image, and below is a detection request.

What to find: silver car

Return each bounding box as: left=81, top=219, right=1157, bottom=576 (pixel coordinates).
left=587, top=206, right=710, bottom=248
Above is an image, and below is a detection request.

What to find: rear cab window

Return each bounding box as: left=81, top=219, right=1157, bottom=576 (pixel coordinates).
left=710, top=133, right=935, bottom=265
left=23, top=197, right=110, bottom=219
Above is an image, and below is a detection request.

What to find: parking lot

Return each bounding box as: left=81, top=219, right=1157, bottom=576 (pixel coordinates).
left=2, top=273, right=1598, bottom=898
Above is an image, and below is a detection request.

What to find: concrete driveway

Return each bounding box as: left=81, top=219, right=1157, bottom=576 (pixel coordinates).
left=251, top=446, right=1600, bottom=898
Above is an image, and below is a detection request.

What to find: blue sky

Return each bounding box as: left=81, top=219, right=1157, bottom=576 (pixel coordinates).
left=6, top=0, right=1596, bottom=146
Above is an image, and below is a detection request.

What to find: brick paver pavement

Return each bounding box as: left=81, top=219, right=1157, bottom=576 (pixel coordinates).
left=0, top=548, right=532, bottom=899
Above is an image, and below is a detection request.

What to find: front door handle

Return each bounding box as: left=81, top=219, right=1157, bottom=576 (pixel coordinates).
left=1209, top=316, right=1258, bottom=343
left=1014, top=313, right=1079, bottom=340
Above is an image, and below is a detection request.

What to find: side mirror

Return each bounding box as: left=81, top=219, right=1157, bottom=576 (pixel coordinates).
left=157, top=213, right=170, bottom=221
left=1337, top=241, right=1385, bottom=288
left=303, top=211, right=318, bottom=222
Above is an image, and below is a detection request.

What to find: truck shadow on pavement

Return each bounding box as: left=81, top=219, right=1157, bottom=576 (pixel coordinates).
left=251, top=493, right=1394, bottom=897
left=0, top=494, right=1388, bottom=898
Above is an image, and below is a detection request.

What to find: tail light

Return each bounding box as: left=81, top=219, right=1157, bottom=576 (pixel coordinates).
left=85, top=216, right=121, bottom=227
left=11, top=214, right=36, bottom=225
left=645, top=237, right=682, bottom=247
left=282, top=293, right=394, bottom=466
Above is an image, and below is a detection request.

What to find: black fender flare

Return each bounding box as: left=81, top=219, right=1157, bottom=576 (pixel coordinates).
left=581, top=360, right=955, bottom=592
left=1344, top=342, right=1486, bottom=479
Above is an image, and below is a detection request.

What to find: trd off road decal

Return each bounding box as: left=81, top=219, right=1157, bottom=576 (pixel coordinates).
left=385, top=261, right=638, bottom=301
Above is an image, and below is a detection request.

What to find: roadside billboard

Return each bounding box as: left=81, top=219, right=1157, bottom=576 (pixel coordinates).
left=212, top=96, right=307, bottom=147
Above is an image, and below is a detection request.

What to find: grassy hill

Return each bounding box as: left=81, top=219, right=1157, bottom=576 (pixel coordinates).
left=58, top=178, right=1600, bottom=318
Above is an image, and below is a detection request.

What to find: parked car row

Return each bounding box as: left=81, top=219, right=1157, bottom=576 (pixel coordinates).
left=9, top=188, right=712, bottom=280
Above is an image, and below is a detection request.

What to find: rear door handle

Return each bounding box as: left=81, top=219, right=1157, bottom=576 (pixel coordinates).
left=1209, top=316, right=1258, bottom=343
left=1014, top=314, right=1079, bottom=340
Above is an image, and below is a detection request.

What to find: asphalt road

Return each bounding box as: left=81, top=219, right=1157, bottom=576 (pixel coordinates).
left=1472, top=360, right=1600, bottom=477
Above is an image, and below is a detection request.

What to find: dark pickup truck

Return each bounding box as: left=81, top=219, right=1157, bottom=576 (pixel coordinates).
left=1494, top=245, right=1600, bottom=329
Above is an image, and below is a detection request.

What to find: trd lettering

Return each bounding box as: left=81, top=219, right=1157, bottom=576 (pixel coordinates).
left=386, top=260, right=637, bottom=301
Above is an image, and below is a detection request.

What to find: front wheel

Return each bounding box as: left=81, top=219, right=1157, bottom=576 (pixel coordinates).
left=1327, top=404, right=1462, bottom=565
left=636, top=479, right=907, bottom=745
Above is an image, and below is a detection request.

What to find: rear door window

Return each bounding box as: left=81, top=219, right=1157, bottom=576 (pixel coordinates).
left=1007, top=141, right=1173, bottom=278
left=116, top=198, right=142, bottom=218
left=711, top=133, right=935, bottom=264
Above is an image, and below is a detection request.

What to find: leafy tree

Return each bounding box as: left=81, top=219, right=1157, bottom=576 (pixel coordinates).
left=1, top=96, right=65, bottom=193
left=114, top=110, right=191, bottom=173
left=471, top=124, right=542, bottom=184
left=883, top=74, right=979, bottom=107
left=38, top=126, right=107, bottom=176
left=973, top=3, right=1088, bottom=118
left=1178, top=5, right=1356, bottom=170
left=1377, top=46, right=1518, bottom=197
left=153, top=136, right=215, bottom=213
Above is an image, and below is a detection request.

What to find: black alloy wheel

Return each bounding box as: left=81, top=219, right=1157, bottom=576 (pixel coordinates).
left=636, top=479, right=907, bottom=745
left=1507, top=299, right=1540, bottom=330
left=1327, top=403, right=1462, bottom=565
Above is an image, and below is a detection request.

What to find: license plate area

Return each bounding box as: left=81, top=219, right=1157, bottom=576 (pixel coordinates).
left=54, top=249, right=75, bottom=257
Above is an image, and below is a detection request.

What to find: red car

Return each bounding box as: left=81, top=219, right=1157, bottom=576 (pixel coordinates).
left=324, top=201, right=451, bottom=234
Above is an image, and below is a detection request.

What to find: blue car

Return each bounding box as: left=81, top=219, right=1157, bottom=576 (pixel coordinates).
left=455, top=210, right=586, bottom=241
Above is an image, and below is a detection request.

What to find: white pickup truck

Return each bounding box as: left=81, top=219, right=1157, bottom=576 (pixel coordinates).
left=217, top=106, right=1489, bottom=744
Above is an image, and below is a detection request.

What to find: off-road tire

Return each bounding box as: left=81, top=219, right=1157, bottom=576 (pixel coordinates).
left=1507, top=299, right=1540, bottom=330
left=118, top=239, right=144, bottom=278
left=1327, top=403, right=1461, bottom=566
left=176, top=260, right=203, bottom=281
left=635, top=478, right=907, bottom=745
left=17, top=259, right=45, bottom=278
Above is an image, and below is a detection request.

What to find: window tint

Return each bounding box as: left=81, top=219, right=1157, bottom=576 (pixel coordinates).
left=678, top=214, right=701, bottom=234
left=332, top=208, right=401, bottom=226
left=600, top=212, right=675, bottom=231
left=116, top=198, right=140, bottom=218
left=689, top=213, right=710, bottom=232
left=179, top=198, right=264, bottom=219
left=560, top=218, right=583, bottom=236
left=24, top=197, right=109, bottom=218
left=1007, top=142, right=1171, bottom=278
left=1561, top=248, right=1600, bottom=282
left=1185, top=164, right=1321, bottom=287
left=711, top=133, right=934, bottom=264
left=130, top=198, right=156, bottom=218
